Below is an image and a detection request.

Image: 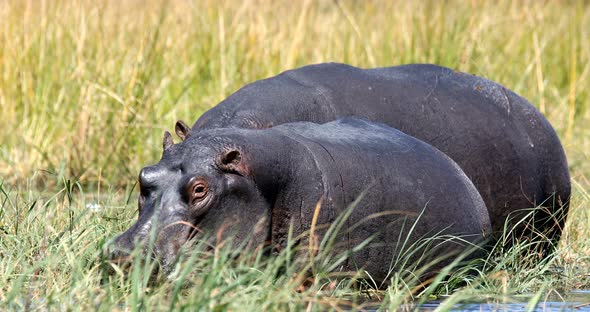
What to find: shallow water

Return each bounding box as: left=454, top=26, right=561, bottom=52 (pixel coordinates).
left=416, top=290, right=590, bottom=311
left=417, top=301, right=590, bottom=311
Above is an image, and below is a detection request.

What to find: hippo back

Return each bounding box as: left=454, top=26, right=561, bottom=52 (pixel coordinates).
left=268, top=118, right=491, bottom=280
left=193, top=63, right=570, bottom=238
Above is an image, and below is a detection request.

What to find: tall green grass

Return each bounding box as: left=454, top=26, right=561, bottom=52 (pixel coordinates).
left=1, top=0, right=589, bottom=310
left=0, top=177, right=584, bottom=310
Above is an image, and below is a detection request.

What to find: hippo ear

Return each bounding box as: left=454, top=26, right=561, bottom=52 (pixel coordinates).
left=175, top=120, right=191, bottom=141
left=217, top=149, right=250, bottom=176
left=163, top=131, right=174, bottom=151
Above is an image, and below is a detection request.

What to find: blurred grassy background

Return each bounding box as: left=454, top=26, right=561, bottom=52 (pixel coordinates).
left=1, top=0, right=587, bottom=188
left=0, top=0, right=589, bottom=308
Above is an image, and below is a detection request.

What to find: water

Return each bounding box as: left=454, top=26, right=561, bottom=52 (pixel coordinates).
left=417, top=301, right=589, bottom=311
left=415, top=291, right=590, bottom=311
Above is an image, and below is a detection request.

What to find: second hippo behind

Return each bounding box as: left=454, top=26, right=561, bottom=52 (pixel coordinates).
left=109, top=118, right=491, bottom=283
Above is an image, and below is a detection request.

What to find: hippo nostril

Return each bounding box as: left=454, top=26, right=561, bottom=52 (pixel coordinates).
left=139, top=166, right=166, bottom=194
left=139, top=168, right=149, bottom=185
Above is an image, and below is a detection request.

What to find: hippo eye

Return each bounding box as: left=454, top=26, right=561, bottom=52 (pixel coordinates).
left=189, top=179, right=209, bottom=203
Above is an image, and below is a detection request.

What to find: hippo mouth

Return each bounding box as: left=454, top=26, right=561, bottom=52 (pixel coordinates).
left=104, top=218, right=210, bottom=277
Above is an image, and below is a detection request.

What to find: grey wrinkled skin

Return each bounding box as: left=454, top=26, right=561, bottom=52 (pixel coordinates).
left=194, top=63, right=570, bottom=239
left=110, top=118, right=491, bottom=281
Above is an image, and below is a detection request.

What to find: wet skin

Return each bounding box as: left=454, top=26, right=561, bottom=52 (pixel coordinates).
left=193, top=63, right=570, bottom=240
left=110, top=118, right=491, bottom=281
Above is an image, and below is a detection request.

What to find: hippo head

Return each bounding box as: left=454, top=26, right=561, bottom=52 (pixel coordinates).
left=108, top=121, right=271, bottom=274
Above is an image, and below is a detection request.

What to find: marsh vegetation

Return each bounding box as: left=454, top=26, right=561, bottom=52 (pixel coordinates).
left=0, top=0, right=589, bottom=310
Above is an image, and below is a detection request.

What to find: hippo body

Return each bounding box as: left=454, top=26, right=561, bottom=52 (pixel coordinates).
left=111, top=118, right=491, bottom=281
left=194, top=63, right=570, bottom=237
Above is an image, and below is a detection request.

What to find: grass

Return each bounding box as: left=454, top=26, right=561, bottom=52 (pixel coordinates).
left=0, top=0, right=589, bottom=310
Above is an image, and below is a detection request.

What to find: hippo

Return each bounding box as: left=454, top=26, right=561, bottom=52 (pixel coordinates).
left=109, top=118, right=491, bottom=282
left=193, top=63, right=570, bottom=241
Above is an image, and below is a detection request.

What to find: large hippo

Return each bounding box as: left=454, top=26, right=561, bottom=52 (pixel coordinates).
left=194, top=63, right=570, bottom=240
left=110, top=118, right=491, bottom=281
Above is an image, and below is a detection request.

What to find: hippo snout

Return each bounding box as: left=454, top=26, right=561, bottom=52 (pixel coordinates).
left=105, top=213, right=196, bottom=277
left=106, top=233, right=134, bottom=261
